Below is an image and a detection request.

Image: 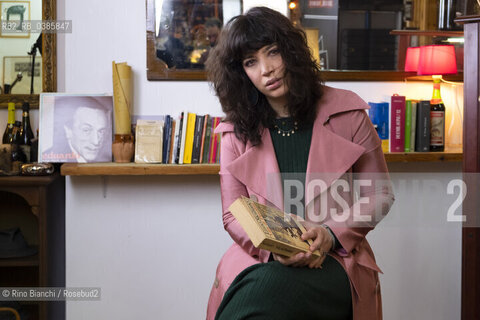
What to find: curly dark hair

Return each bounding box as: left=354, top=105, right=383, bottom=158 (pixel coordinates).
left=205, top=6, right=324, bottom=145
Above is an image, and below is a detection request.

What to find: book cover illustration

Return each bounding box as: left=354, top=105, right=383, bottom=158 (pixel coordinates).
left=229, top=196, right=321, bottom=257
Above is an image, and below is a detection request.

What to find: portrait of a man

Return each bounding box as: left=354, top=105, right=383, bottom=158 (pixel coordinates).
left=39, top=94, right=113, bottom=163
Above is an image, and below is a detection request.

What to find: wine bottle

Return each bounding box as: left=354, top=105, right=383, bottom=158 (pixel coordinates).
left=11, top=121, right=27, bottom=164
left=2, top=102, right=15, bottom=144
left=20, top=102, right=34, bottom=145
left=19, top=102, right=34, bottom=162
left=430, top=77, right=445, bottom=152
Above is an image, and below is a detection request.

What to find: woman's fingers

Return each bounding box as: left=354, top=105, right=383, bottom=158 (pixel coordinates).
left=274, top=252, right=306, bottom=266
left=301, top=228, right=316, bottom=241
left=301, top=227, right=323, bottom=252
left=274, top=248, right=331, bottom=269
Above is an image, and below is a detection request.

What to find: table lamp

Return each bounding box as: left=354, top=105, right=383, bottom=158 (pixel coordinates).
left=405, top=44, right=457, bottom=151
left=404, top=46, right=420, bottom=72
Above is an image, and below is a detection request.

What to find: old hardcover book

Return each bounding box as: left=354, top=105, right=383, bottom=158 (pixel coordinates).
left=415, top=100, right=431, bottom=152
left=368, top=102, right=389, bottom=153
left=191, top=114, right=205, bottom=164
left=134, top=120, right=163, bottom=163
left=229, top=196, right=321, bottom=258
left=183, top=112, right=196, bottom=164
left=410, top=101, right=417, bottom=152
left=390, top=94, right=406, bottom=152
left=405, top=100, right=412, bottom=152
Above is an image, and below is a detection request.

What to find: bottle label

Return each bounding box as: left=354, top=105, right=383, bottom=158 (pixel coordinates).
left=430, top=110, right=445, bottom=146
left=23, top=111, right=29, bottom=117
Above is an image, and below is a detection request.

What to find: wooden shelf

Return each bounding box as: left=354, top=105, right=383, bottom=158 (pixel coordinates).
left=0, top=250, right=39, bottom=267
left=390, top=29, right=464, bottom=37
left=384, top=148, right=462, bottom=162
left=61, top=150, right=462, bottom=176
left=61, top=163, right=221, bottom=176
left=0, top=174, right=58, bottom=186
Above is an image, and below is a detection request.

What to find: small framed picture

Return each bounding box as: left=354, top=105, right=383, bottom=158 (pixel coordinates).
left=0, top=1, right=31, bottom=38
left=38, top=93, right=114, bottom=163
left=2, top=56, right=42, bottom=94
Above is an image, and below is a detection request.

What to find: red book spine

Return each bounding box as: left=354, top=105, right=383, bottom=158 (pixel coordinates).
left=199, top=114, right=209, bottom=163
left=390, top=94, right=406, bottom=152
left=210, top=117, right=221, bottom=163
left=208, top=117, right=215, bottom=163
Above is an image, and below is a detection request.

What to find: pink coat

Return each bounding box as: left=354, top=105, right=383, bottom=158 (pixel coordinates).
left=206, top=86, right=395, bottom=320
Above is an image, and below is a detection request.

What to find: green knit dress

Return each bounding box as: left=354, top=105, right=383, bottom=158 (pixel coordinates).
left=215, top=118, right=353, bottom=320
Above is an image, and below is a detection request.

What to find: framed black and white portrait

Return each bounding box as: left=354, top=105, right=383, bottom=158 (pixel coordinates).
left=38, top=93, right=113, bottom=163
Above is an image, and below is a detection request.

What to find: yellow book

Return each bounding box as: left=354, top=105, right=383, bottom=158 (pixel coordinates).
left=229, top=196, right=321, bottom=258
left=183, top=112, right=196, bottom=164
left=381, top=140, right=389, bottom=153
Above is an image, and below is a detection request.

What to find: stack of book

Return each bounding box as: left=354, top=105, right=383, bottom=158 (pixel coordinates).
left=369, top=95, right=434, bottom=153
left=134, top=113, right=223, bottom=164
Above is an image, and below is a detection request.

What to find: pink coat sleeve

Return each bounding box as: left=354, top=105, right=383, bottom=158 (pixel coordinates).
left=219, top=132, right=262, bottom=257
left=328, top=110, right=395, bottom=254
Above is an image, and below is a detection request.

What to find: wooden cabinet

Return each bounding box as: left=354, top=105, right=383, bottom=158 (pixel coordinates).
left=456, top=14, right=480, bottom=320
left=0, top=174, right=65, bottom=320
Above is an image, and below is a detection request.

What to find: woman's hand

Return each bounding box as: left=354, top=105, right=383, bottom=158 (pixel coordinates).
left=273, top=225, right=333, bottom=269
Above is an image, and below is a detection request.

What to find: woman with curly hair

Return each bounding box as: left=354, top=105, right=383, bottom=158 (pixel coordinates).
left=205, top=6, right=394, bottom=320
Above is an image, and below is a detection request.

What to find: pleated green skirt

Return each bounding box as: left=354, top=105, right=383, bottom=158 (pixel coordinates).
left=215, top=256, right=352, bottom=320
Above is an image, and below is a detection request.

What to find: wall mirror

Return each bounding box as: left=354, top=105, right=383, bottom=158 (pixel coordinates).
left=0, top=0, right=56, bottom=108
left=147, top=0, right=465, bottom=81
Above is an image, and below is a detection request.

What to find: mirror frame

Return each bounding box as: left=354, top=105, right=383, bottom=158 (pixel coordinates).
left=0, top=0, right=56, bottom=108
left=146, top=0, right=463, bottom=82
left=146, top=0, right=205, bottom=81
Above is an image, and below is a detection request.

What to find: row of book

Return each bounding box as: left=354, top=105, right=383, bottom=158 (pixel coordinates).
left=134, top=113, right=223, bottom=164
left=368, top=95, right=440, bottom=153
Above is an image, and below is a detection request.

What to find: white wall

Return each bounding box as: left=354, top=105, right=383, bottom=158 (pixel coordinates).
left=3, top=0, right=463, bottom=318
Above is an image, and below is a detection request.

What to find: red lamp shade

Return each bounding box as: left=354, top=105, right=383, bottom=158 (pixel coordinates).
left=417, top=45, right=457, bottom=75
left=404, top=47, right=420, bottom=72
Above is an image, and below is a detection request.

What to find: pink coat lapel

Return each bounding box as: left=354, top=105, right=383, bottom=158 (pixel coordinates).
left=305, top=86, right=370, bottom=206
left=223, top=127, right=284, bottom=211
left=305, top=117, right=365, bottom=207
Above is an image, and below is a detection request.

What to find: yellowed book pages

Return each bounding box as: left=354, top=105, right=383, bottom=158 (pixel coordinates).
left=112, top=61, right=133, bottom=134
left=229, top=196, right=321, bottom=258
left=134, top=120, right=163, bottom=163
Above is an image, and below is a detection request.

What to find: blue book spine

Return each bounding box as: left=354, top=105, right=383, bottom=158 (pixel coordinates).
left=162, top=115, right=171, bottom=163
left=368, top=102, right=389, bottom=153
